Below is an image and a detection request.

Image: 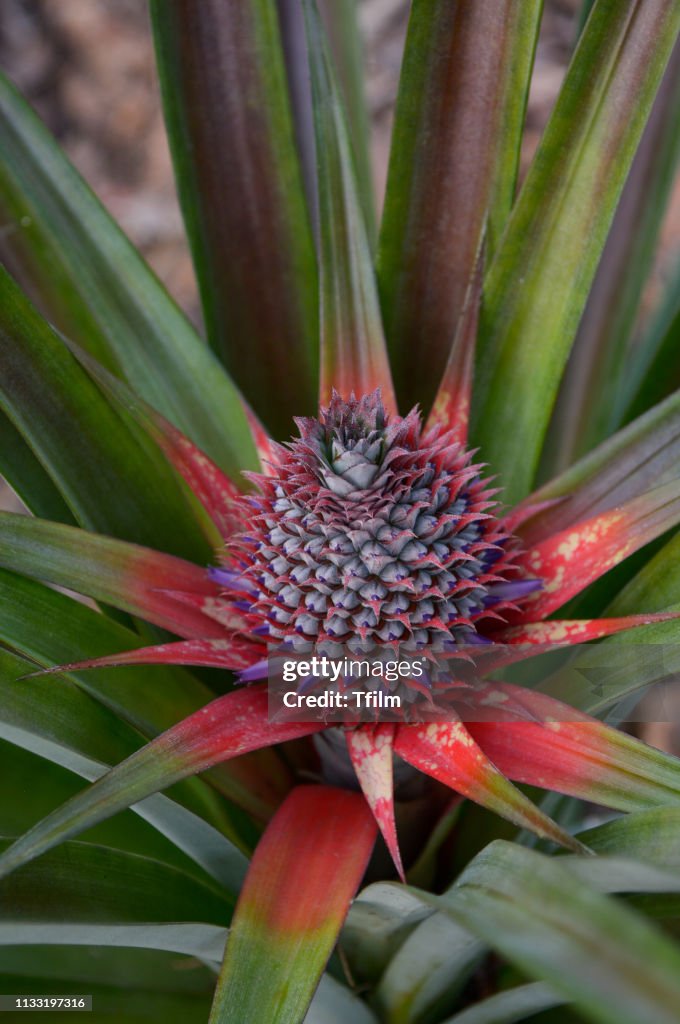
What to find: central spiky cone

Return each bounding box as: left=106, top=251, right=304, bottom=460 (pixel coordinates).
left=225, top=392, right=536, bottom=652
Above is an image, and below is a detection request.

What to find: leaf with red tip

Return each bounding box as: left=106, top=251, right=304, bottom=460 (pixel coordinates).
left=303, top=0, right=396, bottom=412
left=512, top=389, right=680, bottom=546
left=0, top=512, right=229, bottom=640
left=0, top=685, right=324, bottom=883
left=346, top=724, right=403, bottom=880
left=393, top=718, right=584, bottom=852
left=474, top=614, right=680, bottom=676
left=495, top=613, right=680, bottom=647
left=31, top=637, right=262, bottom=678
left=426, top=251, right=483, bottom=445
left=467, top=683, right=680, bottom=812
left=65, top=338, right=245, bottom=539
left=514, top=479, right=680, bottom=620
left=209, top=785, right=377, bottom=1024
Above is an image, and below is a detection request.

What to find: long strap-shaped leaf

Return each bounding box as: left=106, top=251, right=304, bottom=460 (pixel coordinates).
left=0, top=71, right=258, bottom=480
left=0, top=648, right=249, bottom=888
left=514, top=478, right=680, bottom=620
left=378, top=0, right=542, bottom=412
left=427, top=251, right=484, bottom=443
left=0, top=512, right=227, bottom=640
left=318, top=0, right=375, bottom=242
left=151, top=0, right=318, bottom=435
left=467, top=684, right=680, bottom=812
left=511, top=387, right=680, bottom=546
left=0, top=686, right=323, bottom=884
left=0, top=270, right=212, bottom=562
left=0, top=412, right=75, bottom=524
left=544, top=38, right=680, bottom=472
left=0, top=568, right=285, bottom=826
left=472, top=0, right=680, bottom=505
left=421, top=841, right=680, bottom=1024
left=208, top=785, right=376, bottom=1024
left=441, top=982, right=561, bottom=1024
left=394, top=718, right=585, bottom=853
left=303, top=0, right=396, bottom=413
left=623, top=257, right=680, bottom=425
left=64, top=338, right=243, bottom=541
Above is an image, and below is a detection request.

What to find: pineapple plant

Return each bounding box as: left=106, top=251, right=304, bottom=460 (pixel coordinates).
left=2, top=1, right=680, bottom=1022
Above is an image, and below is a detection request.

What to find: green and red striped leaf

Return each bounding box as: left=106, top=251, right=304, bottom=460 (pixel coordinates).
left=0, top=568, right=284, bottom=827
left=209, top=785, right=376, bottom=1023
left=0, top=647, right=250, bottom=884
left=545, top=38, right=680, bottom=472
left=151, top=0, right=318, bottom=435
left=426, top=252, right=484, bottom=445
left=378, top=0, right=542, bottom=412
left=494, top=613, right=680, bottom=648
left=303, top=0, right=396, bottom=413
left=65, top=340, right=244, bottom=539
left=34, top=638, right=261, bottom=677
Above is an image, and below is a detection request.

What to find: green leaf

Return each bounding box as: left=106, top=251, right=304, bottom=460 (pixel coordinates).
left=607, top=528, right=680, bottom=618
left=374, top=911, right=484, bottom=1024
left=0, top=270, right=213, bottom=561
left=440, top=983, right=562, bottom=1024
left=0, top=945, right=215, bottom=996
left=305, top=975, right=378, bottom=1024
left=378, top=0, right=542, bottom=411
left=580, top=806, right=680, bottom=872
left=543, top=39, right=680, bottom=473
left=318, top=0, right=375, bottom=243
left=0, top=412, right=75, bottom=524
left=209, top=786, right=376, bottom=1024
left=151, top=0, right=318, bottom=435
left=623, top=255, right=680, bottom=425
left=341, top=883, right=431, bottom=984
left=303, top=0, right=396, bottom=412
left=0, top=741, right=196, bottom=868
left=421, top=840, right=680, bottom=1024
left=472, top=0, right=680, bottom=505
left=0, top=838, right=232, bottom=928
left=0, top=70, right=258, bottom=480
left=0, top=684, right=315, bottom=887
left=0, top=919, right=227, bottom=963
left=0, top=567, right=283, bottom=827
left=0, top=646, right=248, bottom=890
